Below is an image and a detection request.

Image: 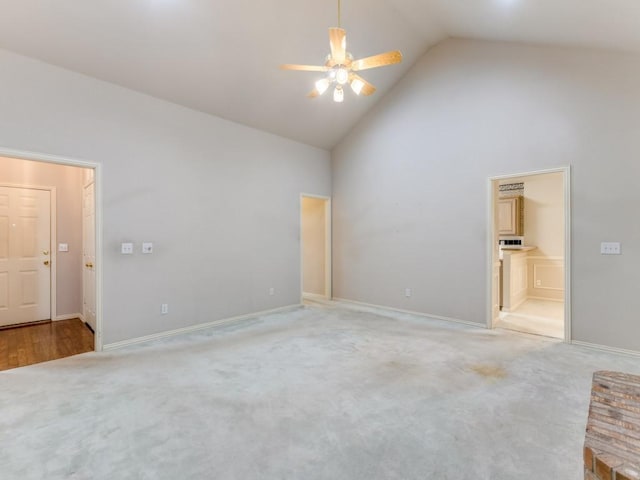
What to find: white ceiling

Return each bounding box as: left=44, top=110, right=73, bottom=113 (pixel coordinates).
left=1, top=1, right=639, bottom=149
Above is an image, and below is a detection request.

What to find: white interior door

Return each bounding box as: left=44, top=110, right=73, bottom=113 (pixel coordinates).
left=0, top=186, right=51, bottom=327
left=82, top=181, right=96, bottom=331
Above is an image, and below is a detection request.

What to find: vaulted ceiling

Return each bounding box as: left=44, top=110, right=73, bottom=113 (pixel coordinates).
left=1, top=1, right=639, bottom=149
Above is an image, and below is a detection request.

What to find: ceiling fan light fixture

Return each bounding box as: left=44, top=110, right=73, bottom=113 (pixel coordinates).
left=280, top=0, right=402, bottom=102
left=333, top=85, right=344, bottom=103
left=350, top=78, right=364, bottom=95
left=315, top=78, right=331, bottom=95
left=335, top=67, right=349, bottom=85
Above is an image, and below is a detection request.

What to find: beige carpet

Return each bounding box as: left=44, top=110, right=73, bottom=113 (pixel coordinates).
left=1, top=303, right=638, bottom=479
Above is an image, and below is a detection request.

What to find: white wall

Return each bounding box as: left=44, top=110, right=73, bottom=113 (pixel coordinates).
left=332, top=38, right=640, bottom=351
left=301, top=197, right=326, bottom=296
left=0, top=48, right=331, bottom=345
left=0, top=157, right=85, bottom=317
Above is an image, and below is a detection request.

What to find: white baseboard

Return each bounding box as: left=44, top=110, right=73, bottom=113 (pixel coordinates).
left=303, top=296, right=335, bottom=306
left=571, top=340, right=640, bottom=358
left=527, top=296, right=564, bottom=303
left=102, top=304, right=301, bottom=351
left=332, top=297, right=485, bottom=329
left=54, top=313, right=83, bottom=321
left=302, top=292, right=329, bottom=301
left=330, top=299, right=640, bottom=356
left=98, top=299, right=640, bottom=359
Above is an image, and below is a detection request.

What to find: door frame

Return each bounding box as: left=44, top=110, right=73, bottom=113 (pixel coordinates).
left=0, top=147, right=103, bottom=351
left=82, top=178, right=96, bottom=332
left=0, top=183, right=56, bottom=323
left=300, top=193, right=332, bottom=303
left=486, top=166, right=571, bottom=342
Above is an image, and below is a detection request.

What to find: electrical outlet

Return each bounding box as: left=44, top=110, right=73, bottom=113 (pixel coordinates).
left=269, top=287, right=275, bottom=296
left=405, top=288, right=412, bottom=298
left=600, top=242, right=621, bottom=255
left=161, top=304, right=168, bottom=314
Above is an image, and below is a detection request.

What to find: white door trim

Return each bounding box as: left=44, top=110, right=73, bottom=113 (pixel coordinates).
left=0, top=147, right=103, bottom=351
left=82, top=179, right=97, bottom=332
left=300, top=193, right=332, bottom=303
left=0, top=183, right=56, bottom=322
left=486, top=166, right=571, bottom=343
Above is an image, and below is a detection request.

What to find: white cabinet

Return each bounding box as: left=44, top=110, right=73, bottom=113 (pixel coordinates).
left=498, top=196, right=523, bottom=235
left=501, top=250, right=529, bottom=312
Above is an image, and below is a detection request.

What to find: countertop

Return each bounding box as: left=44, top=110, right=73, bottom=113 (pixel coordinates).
left=500, top=246, right=537, bottom=252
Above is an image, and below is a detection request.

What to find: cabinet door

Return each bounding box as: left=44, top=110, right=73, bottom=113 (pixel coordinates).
left=498, top=198, right=518, bottom=235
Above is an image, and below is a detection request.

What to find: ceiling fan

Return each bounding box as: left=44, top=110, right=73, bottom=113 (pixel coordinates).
left=280, top=0, right=402, bottom=103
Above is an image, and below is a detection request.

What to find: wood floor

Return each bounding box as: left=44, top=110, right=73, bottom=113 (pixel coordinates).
left=0, top=319, right=94, bottom=371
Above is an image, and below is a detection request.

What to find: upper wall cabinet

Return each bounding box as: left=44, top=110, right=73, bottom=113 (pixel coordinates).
left=498, top=196, right=524, bottom=235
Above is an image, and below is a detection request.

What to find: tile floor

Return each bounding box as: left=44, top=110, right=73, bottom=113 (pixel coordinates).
left=497, top=298, right=565, bottom=339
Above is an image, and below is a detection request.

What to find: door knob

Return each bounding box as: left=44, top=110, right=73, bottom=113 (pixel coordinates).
left=43, top=260, right=50, bottom=266
left=85, top=262, right=93, bottom=268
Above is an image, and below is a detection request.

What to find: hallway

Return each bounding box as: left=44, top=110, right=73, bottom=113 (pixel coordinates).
left=0, top=319, right=94, bottom=371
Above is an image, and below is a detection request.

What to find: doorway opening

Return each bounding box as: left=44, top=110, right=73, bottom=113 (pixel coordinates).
left=487, top=167, right=571, bottom=341
left=300, top=194, right=331, bottom=304
left=0, top=149, right=101, bottom=370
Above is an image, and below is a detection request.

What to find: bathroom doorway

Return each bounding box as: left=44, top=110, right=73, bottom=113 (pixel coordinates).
left=487, top=167, right=571, bottom=341
left=300, top=194, right=331, bottom=303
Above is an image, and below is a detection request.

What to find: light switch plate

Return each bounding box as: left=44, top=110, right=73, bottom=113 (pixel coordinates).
left=121, top=242, right=134, bottom=254
left=58, top=243, right=69, bottom=252
left=142, top=242, right=153, bottom=254
left=601, top=242, right=621, bottom=255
